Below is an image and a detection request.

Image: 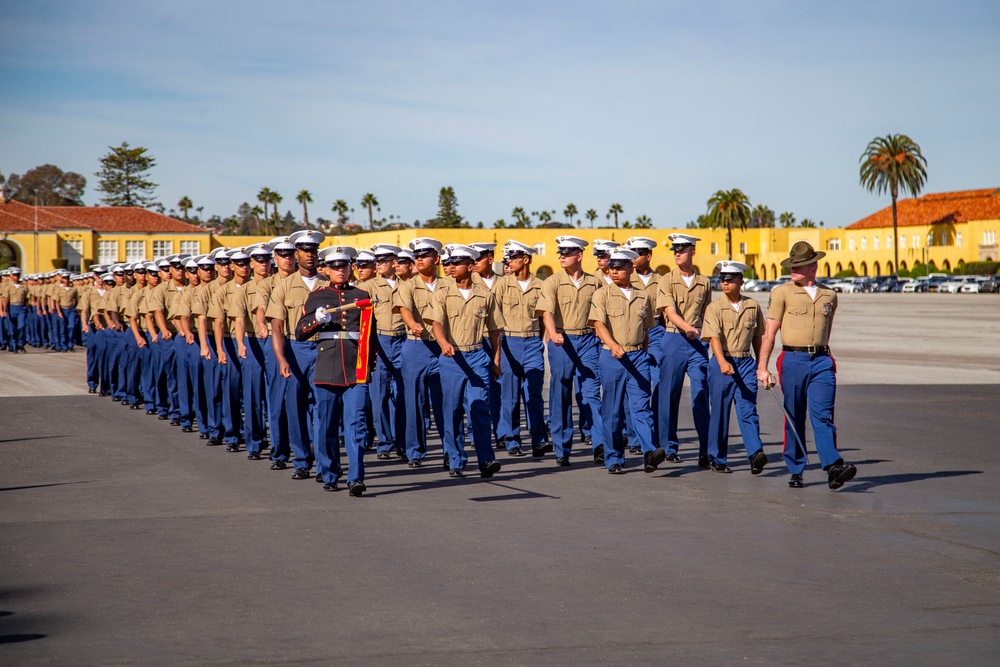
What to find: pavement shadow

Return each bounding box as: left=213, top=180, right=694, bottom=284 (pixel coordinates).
left=0, top=481, right=92, bottom=493
left=840, top=470, right=983, bottom=493
left=0, top=435, right=69, bottom=445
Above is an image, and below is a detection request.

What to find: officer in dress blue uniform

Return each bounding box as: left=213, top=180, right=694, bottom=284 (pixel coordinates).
left=294, top=245, right=376, bottom=496
left=757, top=242, right=857, bottom=490
left=656, top=233, right=712, bottom=465
left=701, top=261, right=768, bottom=475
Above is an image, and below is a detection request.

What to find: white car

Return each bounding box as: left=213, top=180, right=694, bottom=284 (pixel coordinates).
left=960, top=276, right=989, bottom=293
left=902, top=277, right=930, bottom=292
left=829, top=277, right=867, bottom=293
left=938, top=277, right=975, bottom=293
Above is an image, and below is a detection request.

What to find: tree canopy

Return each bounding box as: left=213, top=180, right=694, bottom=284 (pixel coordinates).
left=5, top=164, right=87, bottom=206
left=427, top=186, right=464, bottom=228
left=95, top=141, right=158, bottom=207
left=706, top=188, right=752, bottom=260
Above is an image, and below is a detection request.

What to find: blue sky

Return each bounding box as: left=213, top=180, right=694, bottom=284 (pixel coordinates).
left=2, top=0, right=998, bottom=228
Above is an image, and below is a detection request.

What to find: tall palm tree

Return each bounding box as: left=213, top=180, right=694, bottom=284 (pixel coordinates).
left=250, top=205, right=265, bottom=235
left=585, top=208, right=598, bottom=228
left=296, top=189, right=313, bottom=228
left=257, top=188, right=273, bottom=235
left=634, top=214, right=652, bottom=229
left=749, top=204, right=774, bottom=229
left=564, top=203, right=578, bottom=226
left=331, top=199, right=349, bottom=231
left=706, top=189, right=752, bottom=260
left=607, top=203, right=623, bottom=228
left=177, top=196, right=193, bottom=220
left=778, top=211, right=796, bottom=229
left=268, top=190, right=283, bottom=225
left=511, top=206, right=530, bottom=228
left=859, top=134, right=928, bottom=277
left=361, top=193, right=379, bottom=231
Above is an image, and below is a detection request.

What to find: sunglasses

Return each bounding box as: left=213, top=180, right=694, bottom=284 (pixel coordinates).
left=557, top=248, right=582, bottom=256
left=413, top=251, right=437, bottom=260
left=396, top=258, right=414, bottom=264
left=608, top=261, right=632, bottom=270
left=719, top=275, right=741, bottom=282
left=133, top=269, right=146, bottom=275
left=594, top=252, right=610, bottom=259
left=274, top=250, right=296, bottom=258
left=231, top=259, right=251, bottom=267
left=375, top=257, right=396, bottom=263
left=251, top=255, right=272, bottom=262
left=170, top=263, right=184, bottom=269
left=672, top=246, right=693, bottom=253
left=214, top=259, right=231, bottom=266
left=185, top=267, right=198, bottom=274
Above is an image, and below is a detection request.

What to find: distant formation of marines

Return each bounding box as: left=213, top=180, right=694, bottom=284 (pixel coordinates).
left=0, top=233, right=857, bottom=494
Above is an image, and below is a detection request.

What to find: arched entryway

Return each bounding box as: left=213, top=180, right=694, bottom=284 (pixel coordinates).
left=873, top=261, right=881, bottom=276
left=0, top=240, right=20, bottom=269
left=860, top=261, right=868, bottom=276
left=823, top=262, right=831, bottom=277
left=835, top=262, right=843, bottom=275
left=943, top=259, right=951, bottom=272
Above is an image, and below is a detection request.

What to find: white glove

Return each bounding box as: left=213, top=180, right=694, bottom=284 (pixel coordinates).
left=315, top=306, right=332, bottom=324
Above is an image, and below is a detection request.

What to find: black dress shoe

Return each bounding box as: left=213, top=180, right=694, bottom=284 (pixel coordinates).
left=698, top=454, right=710, bottom=468
left=88, top=387, right=97, bottom=394
left=407, top=459, right=422, bottom=468
left=169, top=418, right=180, bottom=426
left=593, top=444, right=605, bottom=466
left=750, top=450, right=768, bottom=475
left=508, top=446, right=525, bottom=457
left=323, top=481, right=339, bottom=492
left=291, top=468, right=311, bottom=480
left=207, top=437, right=222, bottom=446
left=181, top=426, right=194, bottom=433
left=112, top=396, right=121, bottom=402
left=644, top=447, right=667, bottom=473
left=710, top=461, right=732, bottom=473
left=348, top=480, right=367, bottom=496
left=532, top=442, right=554, bottom=457
left=827, top=463, right=857, bottom=490
left=583, top=435, right=592, bottom=446
left=376, top=452, right=391, bottom=460
left=480, top=460, right=502, bottom=478
left=448, top=468, right=464, bottom=478
left=555, top=457, right=571, bottom=467
left=199, top=433, right=210, bottom=440
left=608, top=463, right=624, bottom=475
left=628, top=445, right=641, bottom=455
left=247, top=452, right=262, bottom=460
left=145, top=409, right=156, bottom=415
left=270, top=460, right=287, bottom=470
left=100, top=391, right=111, bottom=397
left=225, top=443, right=240, bottom=452
left=121, top=400, right=131, bottom=407
left=495, top=440, right=506, bottom=451
left=158, top=414, right=169, bottom=420
left=442, top=459, right=450, bottom=471
left=788, top=474, right=804, bottom=488
left=131, top=403, right=143, bottom=410
left=665, top=452, right=682, bottom=463
left=315, top=473, right=324, bottom=482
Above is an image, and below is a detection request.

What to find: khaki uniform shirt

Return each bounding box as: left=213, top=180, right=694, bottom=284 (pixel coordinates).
left=494, top=273, right=544, bottom=335
left=210, top=279, right=245, bottom=337
left=147, top=281, right=184, bottom=333
left=471, top=272, right=500, bottom=293
left=123, top=286, right=147, bottom=331
left=228, top=277, right=265, bottom=336
left=59, top=285, right=78, bottom=310
left=251, top=274, right=280, bottom=334
left=427, top=281, right=504, bottom=348
left=171, top=286, right=198, bottom=331
left=766, top=282, right=837, bottom=348
left=6, top=282, right=28, bottom=306
left=366, top=276, right=405, bottom=334
left=588, top=284, right=654, bottom=349
left=631, top=271, right=662, bottom=322
left=656, top=269, right=712, bottom=332
left=265, top=272, right=331, bottom=341
left=701, top=295, right=764, bottom=356
left=191, top=280, right=218, bottom=326
left=87, top=288, right=109, bottom=326
left=76, top=284, right=91, bottom=312
left=536, top=271, right=602, bottom=333
left=393, top=275, right=455, bottom=341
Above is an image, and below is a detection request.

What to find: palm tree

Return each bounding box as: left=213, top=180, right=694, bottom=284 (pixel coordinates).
left=564, top=203, right=578, bottom=226
left=749, top=204, right=774, bottom=229
left=511, top=206, right=530, bottom=228
left=634, top=214, right=652, bottom=229
left=607, top=203, right=623, bottom=228
left=177, top=196, right=193, bottom=220
left=538, top=210, right=553, bottom=226
left=296, top=189, right=313, bottom=228
left=778, top=211, right=796, bottom=229
left=361, top=193, right=379, bottom=231
left=585, top=208, right=598, bottom=228
left=859, top=134, right=928, bottom=278
left=257, top=188, right=273, bottom=235
left=706, top=189, right=752, bottom=260
left=268, top=190, right=282, bottom=224
left=331, top=199, right=349, bottom=232
left=250, top=205, right=265, bottom=235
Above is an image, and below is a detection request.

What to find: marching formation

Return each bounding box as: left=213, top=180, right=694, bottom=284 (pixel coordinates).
left=0, top=233, right=858, bottom=494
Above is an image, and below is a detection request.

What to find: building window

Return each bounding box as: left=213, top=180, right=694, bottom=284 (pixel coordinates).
left=61, top=239, right=83, bottom=272
left=152, top=240, right=172, bottom=259
left=125, top=240, right=146, bottom=262
left=886, top=235, right=892, bottom=250
left=956, top=232, right=962, bottom=247
left=873, top=236, right=879, bottom=250
left=982, top=230, right=996, bottom=245
left=827, top=239, right=840, bottom=251
left=861, top=237, right=867, bottom=250
left=179, top=240, right=200, bottom=257
left=98, top=240, right=118, bottom=265
left=533, top=243, right=545, bottom=256
left=739, top=242, right=747, bottom=254
left=849, top=238, right=855, bottom=251
left=899, top=235, right=905, bottom=249
left=710, top=242, right=718, bottom=255
left=913, top=234, right=920, bottom=248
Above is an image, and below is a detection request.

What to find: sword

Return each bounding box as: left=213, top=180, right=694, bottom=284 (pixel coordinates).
left=318, top=296, right=378, bottom=315
left=764, top=378, right=807, bottom=452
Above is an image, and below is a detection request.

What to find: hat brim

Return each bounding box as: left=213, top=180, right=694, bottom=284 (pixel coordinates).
left=780, top=249, right=826, bottom=268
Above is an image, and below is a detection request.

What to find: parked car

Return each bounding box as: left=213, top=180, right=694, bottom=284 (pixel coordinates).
left=829, top=277, right=868, bottom=293
left=902, top=277, right=931, bottom=292
left=891, top=278, right=911, bottom=292
left=872, top=276, right=904, bottom=292
left=924, top=274, right=950, bottom=292
left=938, top=276, right=976, bottom=293
left=744, top=279, right=771, bottom=292
left=979, top=275, right=1000, bottom=293
left=959, top=276, right=990, bottom=293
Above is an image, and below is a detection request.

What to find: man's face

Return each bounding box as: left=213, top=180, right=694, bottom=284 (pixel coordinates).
left=296, top=246, right=318, bottom=271
left=595, top=252, right=610, bottom=270
left=197, top=266, right=216, bottom=283
left=790, top=262, right=818, bottom=284
left=451, top=259, right=473, bottom=280
left=609, top=262, right=633, bottom=287
left=720, top=274, right=743, bottom=296
left=473, top=254, right=493, bottom=274
left=169, top=265, right=185, bottom=282
left=328, top=263, right=351, bottom=285
left=273, top=251, right=296, bottom=274
left=251, top=257, right=271, bottom=278
left=355, top=263, right=376, bottom=281
left=633, top=249, right=652, bottom=271
left=134, top=271, right=147, bottom=287
left=414, top=252, right=438, bottom=276
left=215, top=261, right=233, bottom=280
left=147, top=272, right=161, bottom=287
left=394, top=259, right=414, bottom=279
left=506, top=254, right=530, bottom=275
left=232, top=259, right=250, bottom=280
left=558, top=248, right=582, bottom=269
left=673, top=245, right=695, bottom=266
left=375, top=256, right=396, bottom=278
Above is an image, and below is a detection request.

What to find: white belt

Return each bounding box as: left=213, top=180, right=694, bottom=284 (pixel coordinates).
left=317, top=331, right=360, bottom=341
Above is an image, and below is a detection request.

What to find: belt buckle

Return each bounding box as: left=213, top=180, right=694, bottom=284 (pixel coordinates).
left=806, top=345, right=817, bottom=354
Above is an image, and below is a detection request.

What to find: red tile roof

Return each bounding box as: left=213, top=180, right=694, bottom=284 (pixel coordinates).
left=847, top=188, right=1000, bottom=230
left=0, top=200, right=206, bottom=233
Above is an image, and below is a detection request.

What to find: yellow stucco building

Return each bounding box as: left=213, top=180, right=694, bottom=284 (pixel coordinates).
left=2, top=189, right=997, bottom=278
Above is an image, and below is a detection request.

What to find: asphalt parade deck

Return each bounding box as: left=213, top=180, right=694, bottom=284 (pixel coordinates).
left=1, top=380, right=998, bottom=665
